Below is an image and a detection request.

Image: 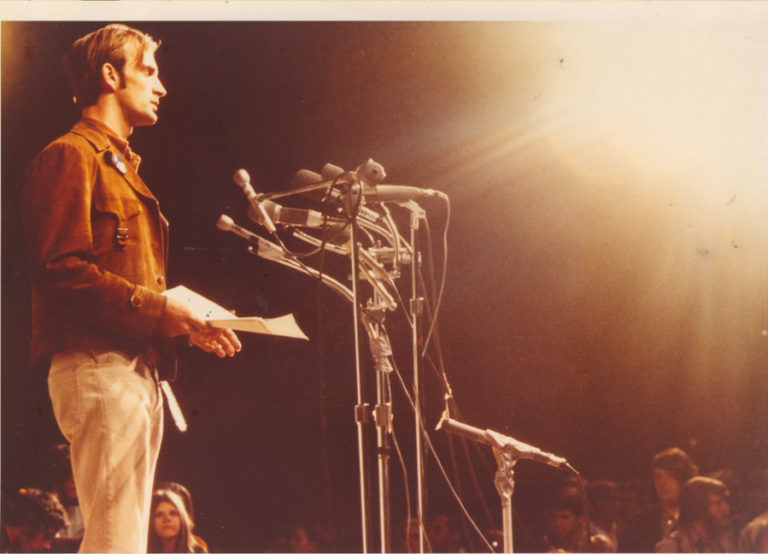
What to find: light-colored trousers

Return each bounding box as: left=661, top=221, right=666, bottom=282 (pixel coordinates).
left=48, top=348, right=164, bottom=553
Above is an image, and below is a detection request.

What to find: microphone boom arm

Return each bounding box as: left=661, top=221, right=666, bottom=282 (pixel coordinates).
left=436, top=415, right=575, bottom=553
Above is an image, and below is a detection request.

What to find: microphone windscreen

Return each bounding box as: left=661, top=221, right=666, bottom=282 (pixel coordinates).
left=291, top=169, right=331, bottom=201
left=291, top=169, right=322, bottom=188
left=321, top=163, right=345, bottom=180
left=233, top=168, right=250, bottom=188
left=217, top=214, right=235, bottom=231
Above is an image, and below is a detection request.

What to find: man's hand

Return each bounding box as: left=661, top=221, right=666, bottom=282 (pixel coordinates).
left=158, top=297, right=242, bottom=357
left=188, top=325, right=241, bottom=358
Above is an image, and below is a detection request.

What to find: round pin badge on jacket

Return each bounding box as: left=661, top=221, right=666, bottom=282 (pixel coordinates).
left=106, top=150, right=127, bottom=175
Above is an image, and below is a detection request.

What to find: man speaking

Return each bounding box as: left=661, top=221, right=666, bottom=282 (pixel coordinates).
left=22, top=24, right=241, bottom=552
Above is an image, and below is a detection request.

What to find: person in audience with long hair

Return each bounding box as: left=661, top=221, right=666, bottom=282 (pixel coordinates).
left=654, top=476, right=735, bottom=553
left=147, top=489, right=207, bottom=553
left=155, top=481, right=208, bottom=552
left=620, top=447, right=699, bottom=552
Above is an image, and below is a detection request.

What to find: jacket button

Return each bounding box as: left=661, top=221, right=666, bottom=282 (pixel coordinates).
left=157, top=275, right=165, bottom=285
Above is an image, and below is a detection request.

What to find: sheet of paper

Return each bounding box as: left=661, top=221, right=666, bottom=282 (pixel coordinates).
left=163, top=285, right=308, bottom=340
left=207, top=315, right=308, bottom=340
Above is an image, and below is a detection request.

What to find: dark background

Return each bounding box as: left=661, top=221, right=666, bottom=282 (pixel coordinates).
left=3, top=18, right=767, bottom=552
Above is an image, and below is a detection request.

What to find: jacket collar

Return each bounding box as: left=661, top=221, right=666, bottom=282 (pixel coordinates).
left=70, top=118, right=119, bottom=152
left=70, top=118, right=155, bottom=201
left=70, top=118, right=142, bottom=169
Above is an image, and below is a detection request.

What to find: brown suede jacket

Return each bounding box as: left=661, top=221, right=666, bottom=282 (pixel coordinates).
left=22, top=118, right=175, bottom=376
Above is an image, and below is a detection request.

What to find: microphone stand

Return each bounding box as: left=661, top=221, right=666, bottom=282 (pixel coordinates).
left=254, top=180, right=377, bottom=552
left=334, top=176, right=373, bottom=554
left=402, top=200, right=427, bottom=553
left=436, top=417, right=576, bottom=554
left=435, top=417, right=518, bottom=554
left=228, top=164, right=404, bottom=553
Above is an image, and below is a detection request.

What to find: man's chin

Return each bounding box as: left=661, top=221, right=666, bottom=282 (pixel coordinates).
left=133, top=113, right=159, bottom=127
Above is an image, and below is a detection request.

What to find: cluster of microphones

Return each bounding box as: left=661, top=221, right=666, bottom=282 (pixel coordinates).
left=217, top=159, right=444, bottom=311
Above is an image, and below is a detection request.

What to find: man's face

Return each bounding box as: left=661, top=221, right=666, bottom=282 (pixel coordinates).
left=546, top=509, right=581, bottom=542
left=114, top=42, right=166, bottom=128
left=653, top=467, right=682, bottom=504
left=706, top=493, right=731, bottom=528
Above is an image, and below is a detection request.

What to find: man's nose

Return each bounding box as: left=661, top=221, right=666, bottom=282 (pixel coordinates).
left=155, top=78, right=167, bottom=98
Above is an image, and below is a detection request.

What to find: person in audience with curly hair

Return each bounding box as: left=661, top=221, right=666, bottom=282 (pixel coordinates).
left=2, top=488, right=68, bottom=553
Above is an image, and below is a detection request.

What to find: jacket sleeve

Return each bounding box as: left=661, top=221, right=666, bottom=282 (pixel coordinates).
left=22, top=140, right=168, bottom=340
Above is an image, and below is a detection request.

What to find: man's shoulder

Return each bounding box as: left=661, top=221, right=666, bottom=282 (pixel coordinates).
left=38, top=120, right=110, bottom=157
left=24, top=123, right=108, bottom=188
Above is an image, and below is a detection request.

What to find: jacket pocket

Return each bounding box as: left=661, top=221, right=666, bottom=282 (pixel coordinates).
left=91, top=187, right=143, bottom=255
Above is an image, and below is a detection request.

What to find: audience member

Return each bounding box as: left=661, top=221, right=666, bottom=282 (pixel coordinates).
left=37, top=443, right=84, bottom=551
left=738, top=511, right=768, bottom=553
left=620, top=447, right=698, bottom=552
left=427, top=513, right=466, bottom=552
left=394, top=517, right=426, bottom=553
left=264, top=523, right=334, bottom=553
left=654, top=476, right=735, bottom=553
left=147, top=489, right=207, bottom=553
left=541, top=493, right=613, bottom=552
left=738, top=469, right=768, bottom=553
left=1, top=488, right=68, bottom=553
left=155, top=481, right=208, bottom=552
left=620, top=479, right=647, bottom=524
left=588, top=480, right=622, bottom=550
left=741, top=469, right=768, bottom=525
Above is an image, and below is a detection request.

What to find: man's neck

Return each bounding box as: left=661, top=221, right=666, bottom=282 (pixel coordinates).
left=81, top=102, right=132, bottom=140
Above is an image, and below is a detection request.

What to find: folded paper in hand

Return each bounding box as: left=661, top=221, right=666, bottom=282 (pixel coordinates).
left=163, top=285, right=308, bottom=340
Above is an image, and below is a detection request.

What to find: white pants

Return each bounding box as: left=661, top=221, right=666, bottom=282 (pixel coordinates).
left=48, top=348, right=164, bottom=553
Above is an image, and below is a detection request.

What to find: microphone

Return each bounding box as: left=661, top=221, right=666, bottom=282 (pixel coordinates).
left=249, top=199, right=348, bottom=232
left=436, top=415, right=570, bottom=470
left=321, top=163, right=345, bottom=180
left=291, top=169, right=384, bottom=224
left=233, top=169, right=277, bottom=234
left=292, top=167, right=443, bottom=204
left=235, top=169, right=349, bottom=235
left=363, top=185, right=443, bottom=203
left=216, top=215, right=286, bottom=261
left=485, top=429, right=569, bottom=470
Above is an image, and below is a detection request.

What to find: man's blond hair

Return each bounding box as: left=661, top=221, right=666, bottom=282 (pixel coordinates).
left=64, top=23, right=160, bottom=109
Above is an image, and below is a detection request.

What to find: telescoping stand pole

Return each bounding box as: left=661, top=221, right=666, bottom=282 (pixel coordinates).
left=365, top=307, right=394, bottom=553
left=347, top=187, right=372, bottom=553
left=408, top=204, right=427, bottom=554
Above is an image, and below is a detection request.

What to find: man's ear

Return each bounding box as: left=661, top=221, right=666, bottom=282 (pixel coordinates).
left=101, top=62, right=122, bottom=92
